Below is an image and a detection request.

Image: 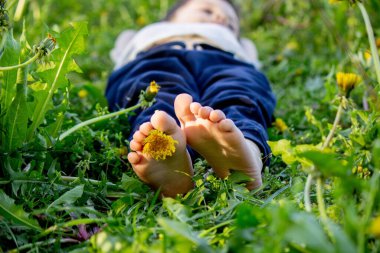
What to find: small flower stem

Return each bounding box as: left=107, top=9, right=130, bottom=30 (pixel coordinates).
left=358, top=2, right=380, bottom=87
left=322, top=101, right=344, bottom=149
left=304, top=173, right=313, bottom=212
left=0, top=52, right=40, bottom=71
left=304, top=98, right=345, bottom=220
left=304, top=97, right=345, bottom=212
left=61, top=176, right=117, bottom=187
left=58, top=104, right=142, bottom=141
left=316, top=176, right=335, bottom=242
left=316, top=177, right=328, bottom=222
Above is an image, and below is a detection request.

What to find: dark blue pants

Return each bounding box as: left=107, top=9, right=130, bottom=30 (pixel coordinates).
left=106, top=42, right=276, bottom=165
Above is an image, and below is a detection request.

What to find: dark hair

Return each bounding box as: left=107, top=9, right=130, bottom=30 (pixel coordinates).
left=164, top=0, right=240, bottom=21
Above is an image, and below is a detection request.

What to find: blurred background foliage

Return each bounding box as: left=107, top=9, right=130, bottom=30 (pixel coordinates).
left=0, top=0, right=380, bottom=252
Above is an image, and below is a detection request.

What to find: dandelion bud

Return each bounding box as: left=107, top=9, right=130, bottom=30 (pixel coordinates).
left=139, top=81, right=161, bottom=108
left=146, top=81, right=160, bottom=99
left=142, top=129, right=178, bottom=160
left=34, top=34, right=56, bottom=58
left=336, top=72, right=361, bottom=97
left=376, top=38, right=380, bottom=49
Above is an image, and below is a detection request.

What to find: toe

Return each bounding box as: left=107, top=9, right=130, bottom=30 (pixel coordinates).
left=151, top=110, right=179, bottom=134
left=190, top=102, right=201, bottom=115
left=133, top=131, right=146, bottom=142
left=210, top=109, right=226, bottom=122
left=219, top=119, right=236, bottom=132
left=174, top=93, right=196, bottom=124
left=130, top=139, right=143, bottom=151
left=139, top=122, right=153, bottom=135
left=127, top=152, right=141, bottom=164
left=199, top=106, right=212, bottom=119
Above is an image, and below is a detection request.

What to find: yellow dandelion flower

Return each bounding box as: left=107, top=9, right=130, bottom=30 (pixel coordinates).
left=136, top=16, right=147, bottom=26
left=364, top=50, right=372, bottom=61
left=336, top=72, right=361, bottom=97
left=142, top=129, right=178, bottom=160
left=274, top=118, right=288, bottom=132
left=369, top=216, right=380, bottom=238
left=329, top=0, right=341, bottom=4
left=285, top=41, right=299, bottom=51
left=78, top=89, right=88, bottom=99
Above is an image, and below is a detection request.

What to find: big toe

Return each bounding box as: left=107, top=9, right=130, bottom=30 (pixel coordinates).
left=151, top=110, right=179, bottom=134
left=174, top=93, right=196, bottom=124
left=219, top=119, right=236, bottom=132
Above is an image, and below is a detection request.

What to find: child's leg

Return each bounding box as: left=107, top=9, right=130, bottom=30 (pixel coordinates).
left=174, top=94, right=263, bottom=189
left=128, top=110, right=194, bottom=197
left=178, top=49, right=275, bottom=188
left=106, top=44, right=201, bottom=196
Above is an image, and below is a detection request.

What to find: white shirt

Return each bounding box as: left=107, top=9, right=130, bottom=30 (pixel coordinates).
left=111, top=22, right=261, bottom=69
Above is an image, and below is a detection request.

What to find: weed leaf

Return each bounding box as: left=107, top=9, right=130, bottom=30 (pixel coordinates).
left=4, top=82, right=28, bottom=151
left=47, top=184, right=84, bottom=211
left=299, top=150, right=353, bottom=178
left=0, top=189, right=42, bottom=231
left=158, top=218, right=212, bottom=253
left=0, top=31, right=21, bottom=110
left=284, top=212, right=334, bottom=253
left=27, top=21, right=88, bottom=140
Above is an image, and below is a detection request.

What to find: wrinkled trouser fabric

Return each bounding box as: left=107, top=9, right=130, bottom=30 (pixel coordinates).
left=106, top=42, right=276, bottom=166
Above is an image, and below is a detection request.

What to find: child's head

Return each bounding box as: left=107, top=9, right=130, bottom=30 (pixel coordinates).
left=164, top=0, right=240, bottom=36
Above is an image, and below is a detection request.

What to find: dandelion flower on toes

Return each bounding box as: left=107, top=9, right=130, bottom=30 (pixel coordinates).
left=128, top=111, right=194, bottom=197
left=142, top=129, right=178, bottom=160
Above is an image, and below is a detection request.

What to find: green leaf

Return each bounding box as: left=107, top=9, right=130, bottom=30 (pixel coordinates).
left=27, top=21, right=88, bottom=140
left=235, top=203, right=260, bottom=229
left=268, top=139, right=317, bottom=167
left=90, top=231, right=129, bottom=252
left=0, top=189, right=42, bottom=231
left=45, top=111, right=65, bottom=138
left=299, top=150, right=353, bottom=178
left=329, top=222, right=356, bottom=253
left=284, top=212, right=334, bottom=253
left=372, top=139, right=380, bottom=169
left=268, top=139, right=296, bottom=164
left=163, top=198, right=191, bottom=223
left=120, top=173, right=145, bottom=193
left=0, top=30, right=21, bottom=110
left=46, top=185, right=84, bottom=211
left=4, top=81, right=28, bottom=151
left=158, top=218, right=212, bottom=253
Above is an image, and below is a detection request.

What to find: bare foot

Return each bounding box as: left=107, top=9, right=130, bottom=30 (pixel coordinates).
left=127, top=110, right=194, bottom=197
left=174, top=94, right=263, bottom=189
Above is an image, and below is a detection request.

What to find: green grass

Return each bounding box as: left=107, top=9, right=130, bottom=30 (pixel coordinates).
left=0, top=0, right=380, bottom=252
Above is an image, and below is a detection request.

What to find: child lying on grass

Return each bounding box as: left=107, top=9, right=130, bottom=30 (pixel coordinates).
left=106, top=0, right=276, bottom=197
